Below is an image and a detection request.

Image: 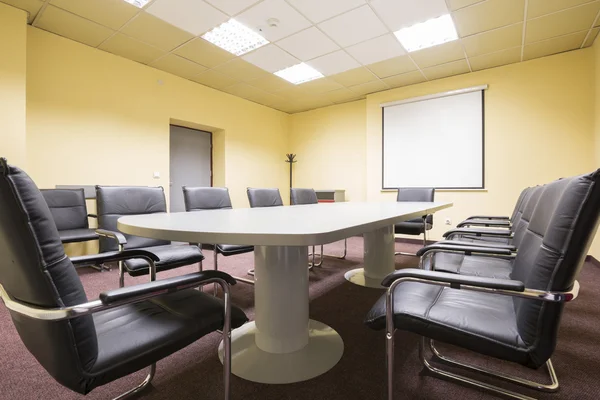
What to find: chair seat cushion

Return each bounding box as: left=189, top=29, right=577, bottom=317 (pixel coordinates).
left=365, top=282, right=530, bottom=365
left=216, top=244, right=254, bottom=256
left=58, top=228, right=98, bottom=244
left=426, top=252, right=514, bottom=279
left=395, top=221, right=432, bottom=235
left=124, top=244, right=204, bottom=277
left=89, top=289, right=247, bottom=389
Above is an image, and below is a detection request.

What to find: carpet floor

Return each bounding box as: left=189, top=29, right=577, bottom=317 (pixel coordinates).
left=1, top=237, right=599, bottom=400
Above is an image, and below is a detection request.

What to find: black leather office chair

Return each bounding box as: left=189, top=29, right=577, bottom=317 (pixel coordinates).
left=365, top=169, right=600, bottom=400
left=446, top=186, right=532, bottom=245
left=96, top=186, right=204, bottom=287
left=0, top=158, right=247, bottom=399
left=41, top=188, right=98, bottom=244
left=394, top=188, right=434, bottom=256
left=41, top=188, right=106, bottom=271
left=290, top=188, right=347, bottom=267
left=247, top=187, right=283, bottom=207
left=183, top=186, right=254, bottom=286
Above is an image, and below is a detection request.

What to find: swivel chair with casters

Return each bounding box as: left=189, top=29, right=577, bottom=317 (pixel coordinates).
left=41, top=188, right=106, bottom=271
left=290, top=188, right=347, bottom=267
left=0, top=158, right=248, bottom=400
left=394, top=188, right=434, bottom=256
left=365, top=169, right=600, bottom=400
left=96, top=185, right=204, bottom=287
left=183, top=186, right=254, bottom=286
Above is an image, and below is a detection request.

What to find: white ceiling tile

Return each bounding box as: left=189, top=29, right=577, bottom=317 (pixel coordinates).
left=146, top=0, right=228, bottom=36
left=236, top=0, right=311, bottom=41
left=287, top=0, right=366, bottom=24
left=369, top=0, right=450, bottom=31
left=307, top=50, right=361, bottom=76
left=242, top=44, right=300, bottom=72
left=204, top=0, right=261, bottom=16
left=276, top=27, right=340, bottom=61
left=318, top=5, right=389, bottom=47
left=346, top=34, right=406, bottom=65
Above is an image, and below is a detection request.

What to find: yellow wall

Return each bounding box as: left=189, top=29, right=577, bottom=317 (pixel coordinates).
left=590, top=40, right=600, bottom=259
left=25, top=27, right=289, bottom=210
left=0, top=3, right=27, bottom=167
left=291, top=50, right=598, bottom=249
left=289, top=100, right=367, bottom=202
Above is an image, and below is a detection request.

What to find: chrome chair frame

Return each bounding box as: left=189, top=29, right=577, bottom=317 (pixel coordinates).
left=384, top=248, right=579, bottom=400
left=0, top=254, right=234, bottom=400
left=308, top=239, right=348, bottom=267
left=394, top=215, right=429, bottom=257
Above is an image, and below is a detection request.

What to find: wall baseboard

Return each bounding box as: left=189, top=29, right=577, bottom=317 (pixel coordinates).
left=586, top=255, right=600, bottom=268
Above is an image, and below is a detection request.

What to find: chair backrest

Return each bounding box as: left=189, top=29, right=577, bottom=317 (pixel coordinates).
left=509, top=170, right=600, bottom=368
left=0, top=159, right=98, bottom=393
left=41, top=188, right=89, bottom=231
left=96, top=186, right=170, bottom=252
left=183, top=187, right=232, bottom=211
left=510, top=185, right=543, bottom=247
left=509, top=187, right=530, bottom=222
left=247, top=188, right=283, bottom=208
left=290, top=188, right=318, bottom=205
left=396, top=188, right=435, bottom=224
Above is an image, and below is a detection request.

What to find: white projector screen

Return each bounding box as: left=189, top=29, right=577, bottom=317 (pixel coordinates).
left=382, top=88, right=484, bottom=189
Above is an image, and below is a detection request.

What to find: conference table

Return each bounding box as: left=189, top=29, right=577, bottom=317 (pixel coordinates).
left=118, top=200, right=452, bottom=384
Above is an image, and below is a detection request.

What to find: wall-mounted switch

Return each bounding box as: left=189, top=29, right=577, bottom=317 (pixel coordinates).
left=153, top=171, right=160, bottom=179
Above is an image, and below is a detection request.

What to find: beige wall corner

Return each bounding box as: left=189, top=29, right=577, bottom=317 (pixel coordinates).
left=590, top=39, right=600, bottom=260
left=289, top=100, right=367, bottom=202
left=0, top=3, right=27, bottom=167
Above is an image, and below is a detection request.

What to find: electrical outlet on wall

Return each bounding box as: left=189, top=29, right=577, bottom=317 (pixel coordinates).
left=153, top=171, right=160, bottom=179
left=445, top=218, right=452, bottom=225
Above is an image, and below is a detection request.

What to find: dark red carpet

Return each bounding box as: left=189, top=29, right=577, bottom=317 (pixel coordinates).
left=1, top=237, right=599, bottom=399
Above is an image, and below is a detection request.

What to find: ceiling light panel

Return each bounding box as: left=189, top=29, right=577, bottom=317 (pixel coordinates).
left=394, top=14, right=458, bottom=52
left=276, top=27, right=340, bottom=61
left=369, top=0, right=449, bottom=31
left=275, top=63, right=324, bottom=84
left=286, top=0, right=366, bottom=24
left=123, top=0, right=150, bottom=8
left=346, top=34, right=406, bottom=65
left=146, top=0, right=228, bottom=36
left=242, top=44, right=299, bottom=72
left=204, top=0, right=262, bottom=16
left=318, top=5, right=388, bottom=47
left=236, top=0, right=311, bottom=42
left=307, top=50, right=360, bottom=76
left=202, top=19, right=269, bottom=56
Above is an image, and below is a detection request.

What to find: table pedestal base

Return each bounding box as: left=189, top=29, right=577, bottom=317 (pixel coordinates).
left=344, top=268, right=385, bottom=289
left=218, top=320, right=343, bottom=384
left=345, top=225, right=395, bottom=288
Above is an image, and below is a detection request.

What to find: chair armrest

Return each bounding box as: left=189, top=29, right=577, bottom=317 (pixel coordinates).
left=381, top=268, right=524, bottom=291
left=100, top=271, right=236, bottom=305
left=443, top=228, right=513, bottom=239
left=87, top=213, right=97, bottom=218
left=439, top=240, right=516, bottom=252
left=465, top=215, right=510, bottom=221
left=71, top=249, right=160, bottom=267
left=457, top=219, right=511, bottom=228
left=96, top=228, right=127, bottom=245
left=416, top=243, right=513, bottom=257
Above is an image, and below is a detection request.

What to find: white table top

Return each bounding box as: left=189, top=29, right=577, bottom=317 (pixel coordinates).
left=118, top=201, right=452, bottom=246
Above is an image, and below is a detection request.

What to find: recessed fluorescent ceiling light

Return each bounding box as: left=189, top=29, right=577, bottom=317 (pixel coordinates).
left=274, top=63, right=324, bottom=85
left=394, top=14, right=458, bottom=52
left=123, top=0, right=150, bottom=8
left=202, top=19, right=269, bottom=56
